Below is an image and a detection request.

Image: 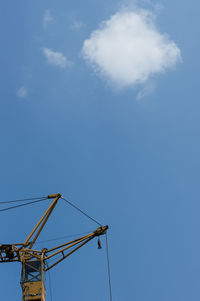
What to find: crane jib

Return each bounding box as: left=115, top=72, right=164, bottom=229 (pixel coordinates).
left=0, top=193, right=109, bottom=301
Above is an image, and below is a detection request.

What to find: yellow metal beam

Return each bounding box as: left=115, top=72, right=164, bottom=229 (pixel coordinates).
left=23, top=194, right=61, bottom=248
left=46, top=236, right=94, bottom=271
left=45, top=233, right=92, bottom=254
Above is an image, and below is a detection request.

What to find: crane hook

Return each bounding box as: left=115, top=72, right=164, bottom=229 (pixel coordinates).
left=97, top=239, right=102, bottom=249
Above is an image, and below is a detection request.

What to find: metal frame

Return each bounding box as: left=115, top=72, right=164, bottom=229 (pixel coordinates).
left=0, top=193, right=108, bottom=301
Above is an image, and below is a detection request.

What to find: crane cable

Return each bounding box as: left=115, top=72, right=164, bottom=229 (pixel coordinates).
left=0, top=194, right=113, bottom=300
left=35, top=231, right=93, bottom=245
left=61, top=196, right=113, bottom=301
left=0, top=196, right=48, bottom=204
left=106, top=233, right=113, bottom=301
left=0, top=198, right=48, bottom=212
left=0, top=195, right=102, bottom=227
left=61, top=196, right=102, bottom=226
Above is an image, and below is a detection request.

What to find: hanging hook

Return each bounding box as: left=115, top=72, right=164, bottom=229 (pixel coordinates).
left=97, top=238, right=102, bottom=249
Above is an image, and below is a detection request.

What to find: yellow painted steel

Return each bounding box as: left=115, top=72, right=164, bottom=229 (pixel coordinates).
left=0, top=193, right=108, bottom=301
left=22, top=274, right=46, bottom=301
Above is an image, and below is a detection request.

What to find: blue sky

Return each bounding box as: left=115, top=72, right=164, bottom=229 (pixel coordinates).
left=0, top=0, right=200, bottom=300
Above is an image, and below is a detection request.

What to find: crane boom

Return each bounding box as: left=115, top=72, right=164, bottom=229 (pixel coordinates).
left=0, top=193, right=108, bottom=301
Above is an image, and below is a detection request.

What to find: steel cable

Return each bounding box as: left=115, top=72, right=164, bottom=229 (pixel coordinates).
left=106, top=233, right=113, bottom=301
left=0, top=198, right=48, bottom=213
left=61, top=196, right=102, bottom=226
left=62, top=196, right=112, bottom=300
left=35, top=231, right=92, bottom=245
left=0, top=196, right=47, bottom=204
left=0, top=193, right=112, bottom=301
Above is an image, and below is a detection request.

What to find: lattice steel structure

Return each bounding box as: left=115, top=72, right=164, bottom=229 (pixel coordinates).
left=0, top=193, right=108, bottom=301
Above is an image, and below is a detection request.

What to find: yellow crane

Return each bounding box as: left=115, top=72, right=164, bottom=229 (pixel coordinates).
left=0, top=193, right=108, bottom=301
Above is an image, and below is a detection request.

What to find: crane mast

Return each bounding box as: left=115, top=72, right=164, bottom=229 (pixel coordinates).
left=0, top=193, right=108, bottom=301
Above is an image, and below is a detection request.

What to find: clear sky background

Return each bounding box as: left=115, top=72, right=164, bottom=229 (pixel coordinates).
left=0, top=0, right=199, bottom=300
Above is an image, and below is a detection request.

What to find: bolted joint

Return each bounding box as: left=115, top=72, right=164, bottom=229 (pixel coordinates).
left=93, top=225, right=109, bottom=237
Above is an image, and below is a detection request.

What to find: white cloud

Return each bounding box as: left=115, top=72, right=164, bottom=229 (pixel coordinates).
left=17, top=87, right=27, bottom=98
left=82, top=9, right=181, bottom=88
left=43, top=48, right=71, bottom=68
left=43, top=10, right=54, bottom=28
